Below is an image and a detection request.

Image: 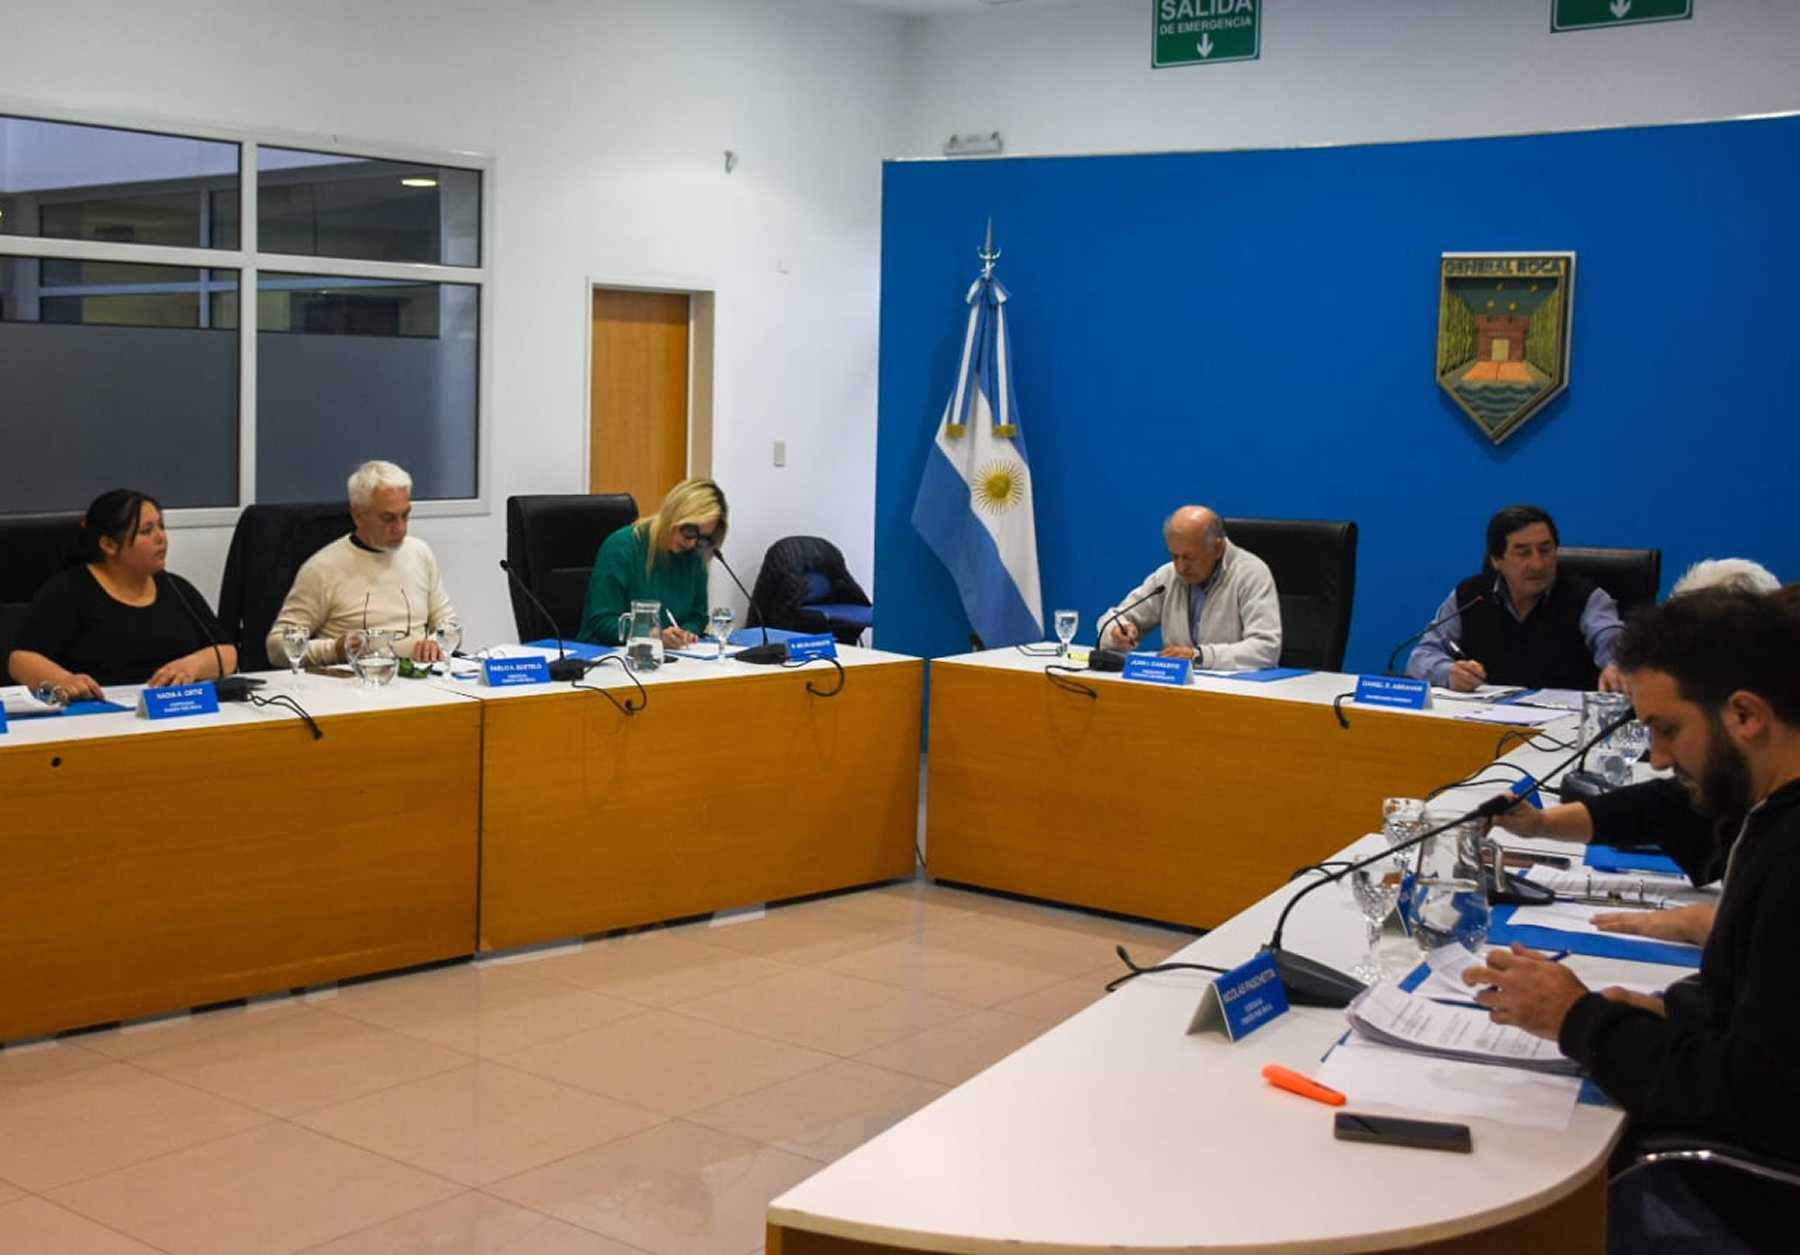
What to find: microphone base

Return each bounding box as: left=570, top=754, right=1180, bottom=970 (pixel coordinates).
left=1263, top=946, right=1366, bottom=1009
left=549, top=658, right=591, bottom=683
left=1560, top=770, right=1614, bottom=803
left=735, top=642, right=790, bottom=666
left=215, top=676, right=263, bottom=702
left=1087, top=648, right=1127, bottom=673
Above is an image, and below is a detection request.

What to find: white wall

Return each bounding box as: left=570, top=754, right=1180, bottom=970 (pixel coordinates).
left=901, top=0, right=1800, bottom=158
left=3, top=0, right=910, bottom=648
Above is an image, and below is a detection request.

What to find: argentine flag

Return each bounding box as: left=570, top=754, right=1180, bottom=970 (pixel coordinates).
left=911, top=271, right=1043, bottom=647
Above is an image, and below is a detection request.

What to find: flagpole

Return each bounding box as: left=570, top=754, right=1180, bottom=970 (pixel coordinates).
left=979, top=217, right=1000, bottom=280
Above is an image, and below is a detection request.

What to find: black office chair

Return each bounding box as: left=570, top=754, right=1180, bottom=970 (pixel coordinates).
left=0, top=512, right=82, bottom=671
left=1222, top=517, right=1358, bottom=672
left=504, top=493, right=638, bottom=642
left=1610, top=1133, right=1800, bottom=1248
left=747, top=535, right=873, bottom=645
left=217, top=502, right=354, bottom=671
left=1558, top=546, right=1662, bottom=615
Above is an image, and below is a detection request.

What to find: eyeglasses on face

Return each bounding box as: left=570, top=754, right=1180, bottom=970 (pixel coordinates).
left=678, top=523, right=719, bottom=545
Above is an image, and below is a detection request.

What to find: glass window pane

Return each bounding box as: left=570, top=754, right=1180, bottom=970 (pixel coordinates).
left=257, top=147, right=479, bottom=266
left=256, top=273, right=477, bottom=502
left=0, top=115, right=239, bottom=249
left=0, top=258, right=239, bottom=512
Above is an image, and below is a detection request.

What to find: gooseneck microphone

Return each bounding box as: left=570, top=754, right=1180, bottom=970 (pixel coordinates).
left=1384, top=592, right=1488, bottom=677
left=1262, top=708, right=1636, bottom=1008
left=163, top=572, right=258, bottom=702
left=706, top=545, right=788, bottom=666
left=498, top=560, right=591, bottom=683
left=1087, top=585, right=1166, bottom=673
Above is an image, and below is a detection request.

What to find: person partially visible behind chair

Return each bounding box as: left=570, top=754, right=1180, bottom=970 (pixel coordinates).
left=1407, top=503, right=1626, bottom=693
left=6, top=489, right=236, bottom=699
left=578, top=477, right=726, bottom=649
left=1670, top=557, right=1779, bottom=597
left=266, top=460, right=459, bottom=667
left=1464, top=589, right=1800, bottom=1249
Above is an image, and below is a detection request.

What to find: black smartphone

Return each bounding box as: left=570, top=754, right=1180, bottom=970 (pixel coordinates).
left=1334, top=1112, right=1472, bottom=1153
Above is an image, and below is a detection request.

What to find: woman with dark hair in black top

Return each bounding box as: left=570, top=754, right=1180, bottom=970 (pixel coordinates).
left=5, top=490, right=236, bottom=698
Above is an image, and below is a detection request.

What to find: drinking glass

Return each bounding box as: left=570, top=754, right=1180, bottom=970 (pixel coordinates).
left=342, top=629, right=369, bottom=671
left=1348, top=867, right=1402, bottom=984
left=1412, top=877, right=1490, bottom=961
left=353, top=633, right=399, bottom=688
left=278, top=625, right=310, bottom=686
left=707, top=607, right=735, bottom=660
left=1580, top=690, right=1637, bottom=786
left=1381, top=797, right=1426, bottom=872
left=1053, top=609, right=1078, bottom=655
left=433, top=619, right=464, bottom=672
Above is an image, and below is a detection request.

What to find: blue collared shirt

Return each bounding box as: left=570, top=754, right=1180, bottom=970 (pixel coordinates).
left=1405, top=574, right=1623, bottom=687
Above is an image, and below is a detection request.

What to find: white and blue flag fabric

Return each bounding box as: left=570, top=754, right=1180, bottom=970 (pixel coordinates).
left=911, top=272, right=1043, bottom=646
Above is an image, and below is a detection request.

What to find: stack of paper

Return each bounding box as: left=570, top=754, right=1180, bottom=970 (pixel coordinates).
left=1, top=685, right=67, bottom=717
left=1346, top=981, right=1582, bottom=1075
left=1520, top=864, right=1710, bottom=907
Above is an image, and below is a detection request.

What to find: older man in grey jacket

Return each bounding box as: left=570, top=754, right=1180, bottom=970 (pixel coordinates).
left=1099, top=506, right=1282, bottom=671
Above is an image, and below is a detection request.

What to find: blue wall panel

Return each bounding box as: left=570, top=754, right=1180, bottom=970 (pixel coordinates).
left=875, top=116, right=1798, bottom=674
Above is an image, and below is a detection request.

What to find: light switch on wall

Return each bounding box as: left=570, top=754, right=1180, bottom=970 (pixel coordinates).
left=773, top=440, right=786, bottom=467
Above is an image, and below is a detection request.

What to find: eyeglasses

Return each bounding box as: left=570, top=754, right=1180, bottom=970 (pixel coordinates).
left=678, top=523, right=718, bottom=546
left=361, top=587, right=415, bottom=638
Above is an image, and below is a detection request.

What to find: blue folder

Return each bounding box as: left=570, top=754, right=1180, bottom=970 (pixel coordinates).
left=1488, top=905, right=1701, bottom=969
left=1211, top=666, right=1310, bottom=682
left=1585, top=843, right=1683, bottom=876
left=525, top=638, right=614, bottom=660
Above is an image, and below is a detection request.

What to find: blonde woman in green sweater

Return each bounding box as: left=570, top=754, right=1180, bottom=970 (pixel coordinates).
left=578, top=478, right=727, bottom=647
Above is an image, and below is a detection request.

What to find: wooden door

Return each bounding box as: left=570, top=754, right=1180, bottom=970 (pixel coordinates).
left=590, top=289, right=689, bottom=511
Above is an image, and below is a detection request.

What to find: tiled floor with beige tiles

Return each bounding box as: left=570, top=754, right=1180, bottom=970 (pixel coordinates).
left=0, top=877, right=1191, bottom=1255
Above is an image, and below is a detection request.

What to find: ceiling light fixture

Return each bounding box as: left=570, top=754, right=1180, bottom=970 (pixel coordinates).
left=400, top=177, right=439, bottom=188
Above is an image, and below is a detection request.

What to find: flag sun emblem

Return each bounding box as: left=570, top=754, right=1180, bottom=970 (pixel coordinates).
left=972, top=460, right=1026, bottom=513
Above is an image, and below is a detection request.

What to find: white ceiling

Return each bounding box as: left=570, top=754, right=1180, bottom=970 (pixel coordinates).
left=835, top=0, right=1031, bottom=16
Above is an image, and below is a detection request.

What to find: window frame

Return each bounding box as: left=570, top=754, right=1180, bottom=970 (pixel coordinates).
left=0, top=99, right=494, bottom=526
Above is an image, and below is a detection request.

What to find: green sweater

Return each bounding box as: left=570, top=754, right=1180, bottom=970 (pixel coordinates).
left=578, top=524, right=709, bottom=645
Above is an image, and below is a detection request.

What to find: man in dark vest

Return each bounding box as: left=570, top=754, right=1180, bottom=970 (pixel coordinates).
left=1406, top=504, right=1626, bottom=693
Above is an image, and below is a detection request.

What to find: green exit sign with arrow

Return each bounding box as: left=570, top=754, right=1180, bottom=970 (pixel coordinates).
left=1152, top=0, right=1260, bottom=69
left=1552, top=0, right=1692, bottom=32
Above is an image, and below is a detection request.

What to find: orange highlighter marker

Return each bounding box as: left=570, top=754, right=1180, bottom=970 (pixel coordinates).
left=1262, top=1064, right=1346, bottom=1106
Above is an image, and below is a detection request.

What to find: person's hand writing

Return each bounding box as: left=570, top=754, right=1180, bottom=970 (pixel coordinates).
left=1110, top=620, right=1140, bottom=651
left=1447, top=659, right=1488, bottom=692
left=1463, top=942, right=1589, bottom=1039
left=661, top=626, right=697, bottom=649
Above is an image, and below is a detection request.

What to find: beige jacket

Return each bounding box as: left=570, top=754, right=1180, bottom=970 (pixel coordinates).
left=1099, top=541, right=1282, bottom=670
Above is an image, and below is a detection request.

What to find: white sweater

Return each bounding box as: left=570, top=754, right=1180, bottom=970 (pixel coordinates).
left=267, top=535, right=457, bottom=666
left=1098, top=541, right=1283, bottom=671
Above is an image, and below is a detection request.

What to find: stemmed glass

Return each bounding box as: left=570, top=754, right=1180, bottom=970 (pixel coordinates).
left=433, top=619, right=464, bottom=674
left=1348, top=867, right=1402, bottom=984
left=1380, top=797, right=1427, bottom=872
left=278, top=625, right=310, bottom=688
left=707, top=607, right=735, bottom=660
left=1053, top=609, right=1079, bottom=656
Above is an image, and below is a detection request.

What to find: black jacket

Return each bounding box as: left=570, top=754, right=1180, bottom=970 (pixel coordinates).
left=1560, top=778, right=1800, bottom=1159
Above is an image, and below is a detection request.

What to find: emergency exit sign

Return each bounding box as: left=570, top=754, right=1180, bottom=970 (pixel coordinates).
left=1552, top=0, right=1692, bottom=33
left=1153, top=0, right=1259, bottom=69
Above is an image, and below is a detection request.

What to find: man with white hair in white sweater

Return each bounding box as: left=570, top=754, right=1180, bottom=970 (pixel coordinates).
left=267, top=460, right=459, bottom=667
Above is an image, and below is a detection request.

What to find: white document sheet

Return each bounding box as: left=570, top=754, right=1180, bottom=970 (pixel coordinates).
left=1450, top=705, right=1566, bottom=727
left=1315, top=1035, right=1582, bottom=1131
left=1, top=685, right=67, bottom=716
left=1507, top=901, right=1704, bottom=953
left=1347, top=981, right=1580, bottom=1072
left=1520, top=865, right=1712, bottom=905
left=1430, top=685, right=1528, bottom=704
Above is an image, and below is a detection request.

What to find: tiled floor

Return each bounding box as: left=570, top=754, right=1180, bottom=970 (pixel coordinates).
left=0, top=877, right=1191, bottom=1255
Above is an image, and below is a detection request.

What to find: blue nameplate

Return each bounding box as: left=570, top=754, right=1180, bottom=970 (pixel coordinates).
left=1354, top=675, right=1431, bottom=710
left=0, top=704, right=7, bottom=734
left=1186, top=950, right=1290, bottom=1042
left=482, top=656, right=552, bottom=687
left=1122, top=652, right=1192, bottom=686
left=138, top=682, right=221, bottom=720
left=785, top=633, right=838, bottom=662
left=1510, top=773, right=1545, bottom=809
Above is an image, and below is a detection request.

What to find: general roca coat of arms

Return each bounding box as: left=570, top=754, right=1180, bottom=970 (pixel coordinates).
left=1436, top=252, right=1575, bottom=444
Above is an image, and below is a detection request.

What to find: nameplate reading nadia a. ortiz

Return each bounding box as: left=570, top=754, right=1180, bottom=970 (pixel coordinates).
left=1123, top=652, right=1193, bottom=686
left=1187, top=950, right=1290, bottom=1041
left=1355, top=675, right=1431, bottom=710
left=482, top=655, right=553, bottom=687
left=138, top=682, right=221, bottom=720
left=785, top=633, right=839, bottom=662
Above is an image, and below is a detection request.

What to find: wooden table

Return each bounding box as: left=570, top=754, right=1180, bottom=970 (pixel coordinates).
left=770, top=726, right=1634, bottom=1254
left=926, top=653, right=1509, bottom=929
left=0, top=675, right=481, bottom=1041
left=474, top=646, right=924, bottom=950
